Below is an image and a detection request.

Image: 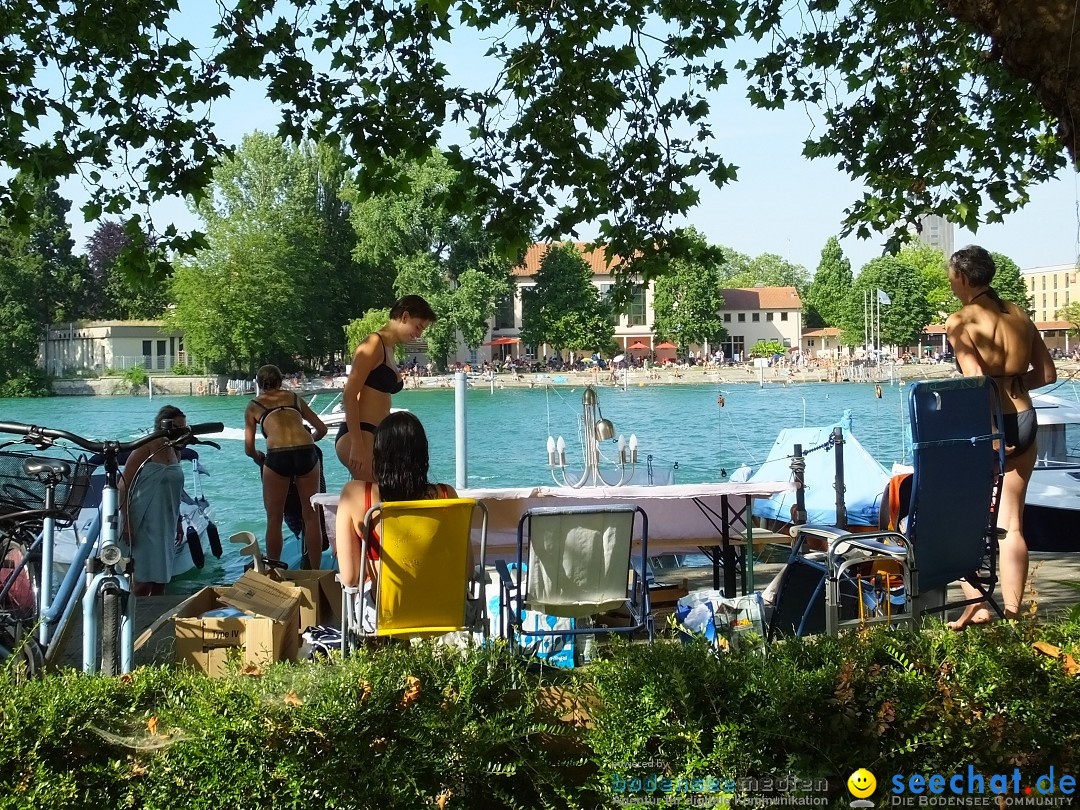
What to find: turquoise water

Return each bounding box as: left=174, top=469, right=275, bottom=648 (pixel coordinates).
left=0, top=380, right=914, bottom=591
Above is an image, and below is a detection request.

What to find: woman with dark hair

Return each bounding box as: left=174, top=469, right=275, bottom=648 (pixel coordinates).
left=336, top=295, right=436, bottom=480
left=945, top=245, right=1056, bottom=626
left=336, top=411, right=457, bottom=589
left=245, top=364, right=328, bottom=567
left=120, top=405, right=187, bottom=596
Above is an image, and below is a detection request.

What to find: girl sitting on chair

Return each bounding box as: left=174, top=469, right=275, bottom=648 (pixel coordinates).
left=337, top=411, right=458, bottom=589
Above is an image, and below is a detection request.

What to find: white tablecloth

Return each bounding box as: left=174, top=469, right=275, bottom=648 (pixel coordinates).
left=313, top=481, right=792, bottom=558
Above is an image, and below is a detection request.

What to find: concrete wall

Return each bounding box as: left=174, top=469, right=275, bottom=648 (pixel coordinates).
left=50, top=377, right=222, bottom=397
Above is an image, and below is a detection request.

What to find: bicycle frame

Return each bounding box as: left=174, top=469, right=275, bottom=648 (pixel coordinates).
left=0, top=419, right=223, bottom=676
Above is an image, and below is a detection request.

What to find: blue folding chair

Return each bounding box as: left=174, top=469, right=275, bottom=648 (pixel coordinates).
left=770, top=377, right=1005, bottom=636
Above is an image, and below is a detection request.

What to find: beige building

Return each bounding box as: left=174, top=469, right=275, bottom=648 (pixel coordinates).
left=485, top=243, right=656, bottom=360
left=801, top=327, right=846, bottom=359
left=716, top=287, right=802, bottom=361
left=477, top=243, right=805, bottom=363
left=41, top=321, right=188, bottom=376
left=1023, top=263, right=1078, bottom=322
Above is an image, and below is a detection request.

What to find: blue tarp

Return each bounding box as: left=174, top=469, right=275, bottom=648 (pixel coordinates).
left=749, top=411, right=890, bottom=527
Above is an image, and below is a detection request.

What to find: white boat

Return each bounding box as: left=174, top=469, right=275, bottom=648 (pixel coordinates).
left=52, top=448, right=222, bottom=579
left=1026, top=392, right=1080, bottom=551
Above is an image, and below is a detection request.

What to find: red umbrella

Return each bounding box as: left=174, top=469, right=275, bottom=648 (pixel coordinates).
left=655, top=342, right=677, bottom=350
left=483, top=337, right=521, bottom=346
left=627, top=341, right=649, bottom=350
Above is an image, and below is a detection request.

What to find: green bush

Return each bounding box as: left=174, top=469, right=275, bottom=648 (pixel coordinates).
left=0, top=622, right=1077, bottom=809
left=122, top=366, right=147, bottom=387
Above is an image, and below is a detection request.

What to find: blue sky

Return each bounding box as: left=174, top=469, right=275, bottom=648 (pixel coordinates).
left=56, top=11, right=1080, bottom=276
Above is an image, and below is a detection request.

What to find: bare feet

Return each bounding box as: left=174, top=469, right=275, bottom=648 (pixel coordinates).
left=947, top=605, right=992, bottom=630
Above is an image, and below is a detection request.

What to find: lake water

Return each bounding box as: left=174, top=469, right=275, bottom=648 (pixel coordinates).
left=0, top=380, right=916, bottom=591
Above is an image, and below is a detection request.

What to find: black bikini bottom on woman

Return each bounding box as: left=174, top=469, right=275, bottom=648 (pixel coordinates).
left=264, top=445, right=320, bottom=477
left=1001, top=409, right=1038, bottom=456
left=334, top=421, right=377, bottom=444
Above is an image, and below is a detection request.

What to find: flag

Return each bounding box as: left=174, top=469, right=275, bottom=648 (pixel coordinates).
left=877, top=289, right=891, bottom=305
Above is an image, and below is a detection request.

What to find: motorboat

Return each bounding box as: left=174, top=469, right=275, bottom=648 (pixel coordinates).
left=52, top=447, right=222, bottom=579
left=1025, top=392, right=1080, bottom=551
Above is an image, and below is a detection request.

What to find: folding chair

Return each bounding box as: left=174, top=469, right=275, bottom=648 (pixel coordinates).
left=339, top=498, right=488, bottom=654
left=496, top=504, right=653, bottom=656
left=770, top=377, right=1005, bottom=636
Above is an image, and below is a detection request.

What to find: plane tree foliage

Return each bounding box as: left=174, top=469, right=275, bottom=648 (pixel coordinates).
left=349, top=152, right=511, bottom=369
left=1057, top=301, right=1080, bottom=335
left=720, top=253, right=811, bottom=293
left=0, top=174, right=83, bottom=395
left=2, top=1, right=1076, bottom=278
left=520, top=245, right=615, bottom=354
left=915, top=244, right=1030, bottom=319
left=651, top=231, right=728, bottom=351
left=803, top=237, right=853, bottom=328
left=83, top=221, right=170, bottom=320
left=169, top=133, right=358, bottom=373
left=838, top=255, right=934, bottom=347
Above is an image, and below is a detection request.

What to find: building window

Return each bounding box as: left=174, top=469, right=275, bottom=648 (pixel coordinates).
left=495, top=293, right=515, bottom=329
left=781, top=312, right=789, bottom=322
left=1042, top=294, right=1047, bottom=309
left=737, top=313, right=746, bottom=322
left=627, top=285, right=647, bottom=326
left=723, top=313, right=731, bottom=322
left=1054, top=293, right=1058, bottom=308
left=752, top=313, right=760, bottom=322
left=598, top=284, right=620, bottom=326
left=721, top=335, right=745, bottom=360
left=766, top=312, right=774, bottom=321
left=142, top=340, right=152, bottom=370
left=1054, top=276, right=1059, bottom=289
left=1042, top=277, right=1046, bottom=290
left=807, top=339, right=815, bottom=347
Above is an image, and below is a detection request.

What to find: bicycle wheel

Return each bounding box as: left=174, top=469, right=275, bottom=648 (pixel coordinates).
left=99, top=581, right=122, bottom=677
left=0, top=626, right=44, bottom=682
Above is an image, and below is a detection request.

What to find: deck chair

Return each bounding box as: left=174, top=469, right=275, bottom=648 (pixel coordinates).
left=339, top=498, right=488, bottom=653
left=770, top=377, right=1005, bottom=636
left=496, top=504, right=653, bottom=655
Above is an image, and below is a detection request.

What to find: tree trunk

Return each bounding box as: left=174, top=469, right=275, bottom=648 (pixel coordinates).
left=938, top=0, right=1080, bottom=162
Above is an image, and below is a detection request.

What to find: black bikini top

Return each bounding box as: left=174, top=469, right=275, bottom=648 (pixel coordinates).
left=252, top=392, right=302, bottom=438
left=364, top=334, right=404, bottom=394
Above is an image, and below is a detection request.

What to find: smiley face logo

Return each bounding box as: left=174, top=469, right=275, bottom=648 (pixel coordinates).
left=847, top=768, right=877, bottom=799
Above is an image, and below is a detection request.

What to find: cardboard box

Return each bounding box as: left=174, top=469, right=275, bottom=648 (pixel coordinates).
left=274, top=569, right=342, bottom=631
left=173, top=570, right=301, bottom=677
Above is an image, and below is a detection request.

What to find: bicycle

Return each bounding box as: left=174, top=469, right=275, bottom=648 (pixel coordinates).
left=0, top=418, right=222, bottom=677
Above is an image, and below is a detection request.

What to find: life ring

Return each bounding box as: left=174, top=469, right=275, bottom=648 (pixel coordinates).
left=196, top=383, right=206, bottom=395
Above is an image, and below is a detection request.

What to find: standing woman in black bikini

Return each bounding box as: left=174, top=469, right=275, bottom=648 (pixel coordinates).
left=945, top=245, right=1056, bottom=626
left=245, top=364, right=328, bottom=567
left=335, top=295, right=437, bottom=480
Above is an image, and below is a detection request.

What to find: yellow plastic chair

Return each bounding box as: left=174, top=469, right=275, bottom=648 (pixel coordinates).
left=340, top=498, right=488, bottom=653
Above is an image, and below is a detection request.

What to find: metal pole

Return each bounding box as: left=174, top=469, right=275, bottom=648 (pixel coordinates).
left=863, top=290, right=868, bottom=354
left=455, top=371, right=468, bottom=489
left=791, top=443, right=807, bottom=525
left=832, top=426, right=847, bottom=530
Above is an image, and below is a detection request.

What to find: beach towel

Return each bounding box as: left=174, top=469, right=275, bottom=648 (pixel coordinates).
left=283, top=445, right=328, bottom=550
left=126, top=461, right=184, bottom=584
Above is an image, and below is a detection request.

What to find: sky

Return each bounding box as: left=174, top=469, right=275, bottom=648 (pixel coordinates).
left=54, top=10, right=1080, bottom=277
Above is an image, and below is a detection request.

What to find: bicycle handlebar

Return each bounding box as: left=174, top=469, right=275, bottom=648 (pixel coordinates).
left=0, top=420, right=225, bottom=455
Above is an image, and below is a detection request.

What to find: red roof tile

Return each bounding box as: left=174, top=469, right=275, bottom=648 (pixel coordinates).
left=1036, top=321, right=1074, bottom=330
left=802, top=327, right=841, bottom=337
left=512, top=242, right=623, bottom=276
left=718, top=287, right=802, bottom=310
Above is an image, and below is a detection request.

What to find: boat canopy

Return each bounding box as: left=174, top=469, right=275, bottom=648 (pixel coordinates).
left=749, top=415, right=890, bottom=528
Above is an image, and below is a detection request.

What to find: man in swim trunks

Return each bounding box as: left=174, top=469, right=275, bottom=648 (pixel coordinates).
left=336, top=295, right=436, bottom=480
left=245, top=364, right=328, bottom=567
left=945, top=245, right=1056, bottom=625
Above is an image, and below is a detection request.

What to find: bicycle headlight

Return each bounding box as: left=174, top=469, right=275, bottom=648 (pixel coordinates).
left=99, top=543, right=123, bottom=566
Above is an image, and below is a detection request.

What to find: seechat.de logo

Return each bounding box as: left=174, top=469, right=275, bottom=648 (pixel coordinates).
left=848, top=768, right=877, bottom=808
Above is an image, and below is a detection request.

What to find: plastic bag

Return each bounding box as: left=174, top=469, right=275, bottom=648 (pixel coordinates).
left=676, top=590, right=765, bottom=653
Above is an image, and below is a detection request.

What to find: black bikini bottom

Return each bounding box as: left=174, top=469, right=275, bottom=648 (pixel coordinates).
left=264, top=445, right=320, bottom=478
left=334, top=421, right=376, bottom=444
left=1001, top=409, right=1038, bottom=456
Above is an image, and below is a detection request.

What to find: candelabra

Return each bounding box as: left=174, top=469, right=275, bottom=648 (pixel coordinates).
left=546, top=386, right=638, bottom=487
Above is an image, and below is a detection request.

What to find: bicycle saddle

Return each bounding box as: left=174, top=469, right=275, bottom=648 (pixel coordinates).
left=22, top=458, right=70, bottom=479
